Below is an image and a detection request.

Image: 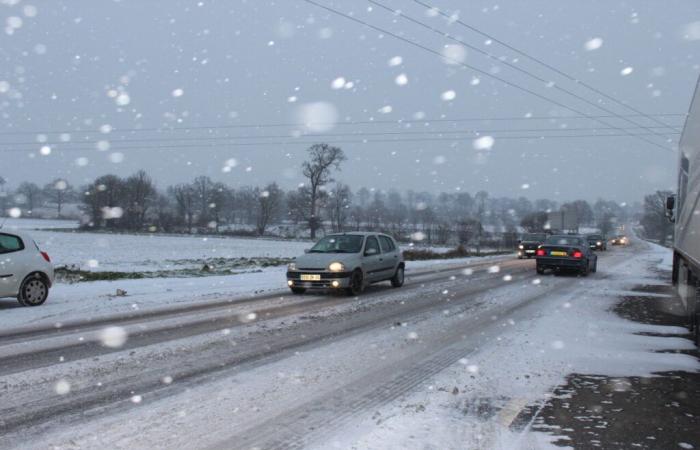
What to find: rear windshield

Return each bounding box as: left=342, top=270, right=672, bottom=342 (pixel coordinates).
left=545, top=236, right=584, bottom=246
left=309, top=235, right=364, bottom=253
left=522, top=233, right=547, bottom=242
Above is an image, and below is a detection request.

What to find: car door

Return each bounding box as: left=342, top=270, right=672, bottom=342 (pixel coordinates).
left=378, top=235, right=400, bottom=280
left=0, top=233, right=25, bottom=297
left=362, top=235, right=383, bottom=282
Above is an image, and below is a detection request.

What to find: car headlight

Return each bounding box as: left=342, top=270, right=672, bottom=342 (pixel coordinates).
left=328, top=262, right=345, bottom=272
left=518, top=245, right=524, bottom=250
left=288, top=262, right=297, bottom=271
left=597, top=241, right=602, bottom=245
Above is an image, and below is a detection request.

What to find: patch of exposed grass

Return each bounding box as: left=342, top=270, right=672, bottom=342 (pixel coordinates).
left=403, top=245, right=512, bottom=261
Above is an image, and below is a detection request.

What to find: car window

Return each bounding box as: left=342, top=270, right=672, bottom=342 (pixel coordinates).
left=365, top=236, right=380, bottom=254
left=309, top=235, right=364, bottom=253
left=0, top=234, right=24, bottom=254
left=545, top=236, right=584, bottom=246
left=379, top=236, right=396, bottom=252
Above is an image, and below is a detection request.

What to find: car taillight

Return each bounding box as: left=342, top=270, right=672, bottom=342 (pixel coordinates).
left=536, top=249, right=546, bottom=256
left=572, top=250, right=583, bottom=259
left=40, top=251, right=51, bottom=262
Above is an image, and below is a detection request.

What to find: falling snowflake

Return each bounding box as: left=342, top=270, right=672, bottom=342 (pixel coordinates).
left=441, top=44, right=467, bottom=65
left=331, top=77, right=346, bottom=90
left=441, top=90, right=456, bottom=101
left=388, top=55, right=403, bottom=66
left=620, top=66, right=634, bottom=76
left=55, top=379, right=71, bottom=395
left=584, top=37, right=603, bottom=51
left=473, top=136, right=495, bottom=151
left=395, top=73, right=408, bottom=86
left=99, top=326, right=128, bottom=348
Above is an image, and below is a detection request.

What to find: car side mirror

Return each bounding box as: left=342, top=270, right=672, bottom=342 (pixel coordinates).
left=364, top=247, right=378, bottom=256
left=665, top=195, right=676, bottom=223
left=304, top=248, right=310, bottom=254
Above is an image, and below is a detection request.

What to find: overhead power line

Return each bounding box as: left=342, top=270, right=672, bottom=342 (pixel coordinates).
left=0, top=131, right=681, bottom=153
left=302, top=0, right=673, bottom=152
left=411, top=0, right=679, bottom=133
left=0, top=113, right=684, bottom=137
left=0, top=125, right=680, bottom=149
left=367, top=0, right=676, bottom=145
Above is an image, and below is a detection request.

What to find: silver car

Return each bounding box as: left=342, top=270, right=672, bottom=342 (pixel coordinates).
left=286, top=232, right=405, bottom=296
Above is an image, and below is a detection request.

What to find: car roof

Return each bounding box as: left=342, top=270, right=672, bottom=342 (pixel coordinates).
left=325, top=231, right=394, bottom=239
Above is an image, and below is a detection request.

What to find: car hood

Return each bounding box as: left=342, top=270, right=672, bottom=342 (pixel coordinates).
left=292, top=252, right=361, bottom=270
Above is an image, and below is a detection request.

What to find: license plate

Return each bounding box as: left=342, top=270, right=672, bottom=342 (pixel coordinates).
left=525, top=250, right=535, bottom=253
left=550, top=251, right=567, bottom=256
left=300, top=274, right=321, bottom=281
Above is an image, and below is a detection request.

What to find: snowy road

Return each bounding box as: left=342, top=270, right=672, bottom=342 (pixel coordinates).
left=1, top=241, right=696, bottom=450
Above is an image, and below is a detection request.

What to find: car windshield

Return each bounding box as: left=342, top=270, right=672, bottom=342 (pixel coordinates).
left=545, top=236, right=584, bottom=246
left=587, top=235, right=603, bottom=240
left=309, top=235, right=364, bottom=253
left=522, top=233, right=547, bottom=242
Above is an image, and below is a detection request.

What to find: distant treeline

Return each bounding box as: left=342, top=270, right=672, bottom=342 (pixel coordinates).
left=0, top=144, right=638, bottom=246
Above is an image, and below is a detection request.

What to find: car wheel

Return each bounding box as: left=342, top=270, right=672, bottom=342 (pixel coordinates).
left=346, top=269, right=364, bottom=296
left=18, top=274, right=49, bottom=306
left=391, top=266, right=405, bottom=288
left=580, top=261, right=589, bottom=277
left=536, top=266, right=545, bottom=275
left=290, top=287, right=306, bottom=295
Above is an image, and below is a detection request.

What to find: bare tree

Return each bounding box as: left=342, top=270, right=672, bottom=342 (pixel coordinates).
left=123, top=170, right=157, bottom=230
left=255, top=182, right=283, bottom=236
left=169, top=184, right=196, bottom=231
left=210, top=183, right=232, bottom=232
left=301, top=143, right=346, bottom=239
left=16, top=182, right=42, bottom=214
left=327, top=183, right=352, bottom=232
left=43, top=179, right=75, bottom=218
left=192, top=176, right=216, bottom=226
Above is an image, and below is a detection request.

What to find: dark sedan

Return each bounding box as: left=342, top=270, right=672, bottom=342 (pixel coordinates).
left=517, top=232, right=547, bottom=259
left=535, top=235, right=598, bottom=276
left=586, top=234, right=607, bottom=251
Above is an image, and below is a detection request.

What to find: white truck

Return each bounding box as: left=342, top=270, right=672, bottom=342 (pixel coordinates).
left=667, top=75, right=700, bottom=344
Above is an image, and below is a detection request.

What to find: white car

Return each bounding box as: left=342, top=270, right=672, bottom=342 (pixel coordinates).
left=0, top=230, right=54, bottom=306
left=286, top=232, right=405, bottom=296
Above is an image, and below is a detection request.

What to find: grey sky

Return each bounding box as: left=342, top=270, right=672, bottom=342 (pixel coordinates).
left=1, top=0, right=699, bottom=203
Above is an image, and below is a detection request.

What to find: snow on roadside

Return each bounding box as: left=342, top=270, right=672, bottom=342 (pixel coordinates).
left=317, top=241, right=699, bottom=450
left=0, top=254, right=512, bottom=330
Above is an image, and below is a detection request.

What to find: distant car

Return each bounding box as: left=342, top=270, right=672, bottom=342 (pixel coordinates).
left=286, top=232, right=405, bottom=296
left=0, top=231, right=54, bottom=306
left=611, top=235, right=628, bottom=246
left=517, top=232, right=547, bottom=259
left=535, top=234, right=597, bottom=276
left=586, top=234, right=607, bottom=251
